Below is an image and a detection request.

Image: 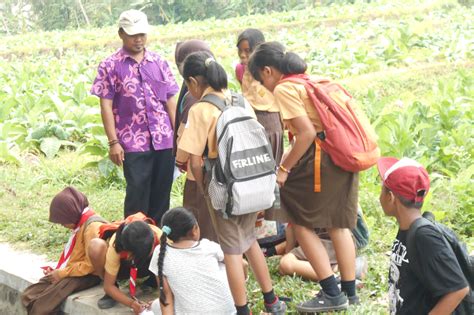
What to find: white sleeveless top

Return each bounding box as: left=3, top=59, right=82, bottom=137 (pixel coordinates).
left=149, top=239, right=235, bottom=314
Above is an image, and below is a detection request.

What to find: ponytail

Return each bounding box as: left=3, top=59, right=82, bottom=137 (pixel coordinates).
left=183, top=51, right=227, bottom=91
left=156, top=207, right=197, bottom=306
left=281, top=51, right=307, bottom=75
left=157, top=231, right=168, bottom=306
left=248, top=41, right=307, bottom=82
left=206, top=59, right=228, bottom=91
left=113, top=223, right=127, bottom=253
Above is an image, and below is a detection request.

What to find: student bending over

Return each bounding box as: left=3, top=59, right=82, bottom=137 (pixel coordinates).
left=88, top=214, right=162, bottom=314
left=21, top=187, right=107, bottom=315
left=174, top=39, right=219, bottom=243
left=177, top=51, right=286, bottom=315
left=249, top=42, right=358, bottom=313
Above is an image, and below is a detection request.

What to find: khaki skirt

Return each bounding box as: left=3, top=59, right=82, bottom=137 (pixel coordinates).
left=281, top=143, right=358, bottom=229
left=183, top=178, right=219, bottom=243
left=255, top=111, right=284, bottom=165
left=203, top=172, right=258, bottom=255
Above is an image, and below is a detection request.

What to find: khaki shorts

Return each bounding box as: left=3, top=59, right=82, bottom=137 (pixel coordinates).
left=290, top=239, right=338, bottom=265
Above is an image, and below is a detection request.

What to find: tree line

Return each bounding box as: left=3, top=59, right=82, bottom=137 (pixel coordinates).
left=0, top=0, right=319, bottom=35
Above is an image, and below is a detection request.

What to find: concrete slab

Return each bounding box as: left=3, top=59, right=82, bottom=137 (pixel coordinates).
left=62, top=286, right=156, bottom=314
left=0, top=243, right=156, bottom=314
left=0, top=243, right=49, bottom=291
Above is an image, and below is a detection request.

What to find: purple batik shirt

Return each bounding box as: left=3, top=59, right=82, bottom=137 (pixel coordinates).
left=91, top=48, right=179, bottom=152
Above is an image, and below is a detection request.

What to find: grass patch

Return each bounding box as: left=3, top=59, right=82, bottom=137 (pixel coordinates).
left=0, top=151, right=187, bottom=256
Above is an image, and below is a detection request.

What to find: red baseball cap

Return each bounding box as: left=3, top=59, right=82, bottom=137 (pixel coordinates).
left=377, top=157, right=430, bottom=203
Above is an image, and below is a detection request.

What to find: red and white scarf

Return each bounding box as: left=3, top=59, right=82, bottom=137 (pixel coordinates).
left=55, top=207, right=95, bottom=269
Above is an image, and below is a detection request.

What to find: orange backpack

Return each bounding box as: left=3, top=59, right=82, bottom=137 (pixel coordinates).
left=99, top=212, right=159, bottom=259
left=279, top=74, right=380, bottom=172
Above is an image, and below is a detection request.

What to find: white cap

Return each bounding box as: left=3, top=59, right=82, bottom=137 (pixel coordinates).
left=118, top=10, right=149, bottom=35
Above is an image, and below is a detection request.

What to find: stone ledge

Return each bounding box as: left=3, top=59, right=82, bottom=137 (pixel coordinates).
left=0, top=243, right=154, bottom=314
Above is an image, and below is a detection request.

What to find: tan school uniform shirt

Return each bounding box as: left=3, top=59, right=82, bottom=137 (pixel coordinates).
left=104, top=224, right=162, bottom=276
left=241, top=69, right=279, bottom=112
left=274, top=81, right=323, bottom=133
left=176, top=124, right=196, bottom=181
left=57, top=221, right=103, bottom=279
left=176, top=91, right=203, bottom=181
left=178, top=87, right=257, bottom=160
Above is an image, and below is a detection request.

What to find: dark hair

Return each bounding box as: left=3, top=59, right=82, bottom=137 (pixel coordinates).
left=175, top=39, right=213, bottom=69
left=248, top=41, right=307, bottom=82
left=114, top=221, right=154, bottom=265
left=384, top=186, right=424, bottom=210
left=237, top=28, right=265, bottom=52
left=157, top=207, right=197, bottom=306
left=398, top=195, right=423, bottom=209
left=182, top=51, right=227, bottom=91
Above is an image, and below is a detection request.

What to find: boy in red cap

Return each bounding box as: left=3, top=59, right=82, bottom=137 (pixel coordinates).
left=377, top=157, right=469, bottom=315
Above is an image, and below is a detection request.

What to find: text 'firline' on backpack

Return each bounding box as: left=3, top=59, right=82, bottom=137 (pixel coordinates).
left=202, top=92, right=277, bottom=218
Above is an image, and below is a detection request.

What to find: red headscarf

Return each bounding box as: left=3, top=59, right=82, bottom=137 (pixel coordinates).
left=49, top=186, right=89, bottom=226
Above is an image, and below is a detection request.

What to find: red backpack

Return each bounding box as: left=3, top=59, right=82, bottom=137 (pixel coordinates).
left=99, top=212, right=160, bottom=298
left=279, top=74, right=380, bottom=172
left=99, top=212, right=159, bottom=260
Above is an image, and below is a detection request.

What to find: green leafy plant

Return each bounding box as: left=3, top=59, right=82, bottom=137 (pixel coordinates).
left=80, top=135, right=124, bottom=182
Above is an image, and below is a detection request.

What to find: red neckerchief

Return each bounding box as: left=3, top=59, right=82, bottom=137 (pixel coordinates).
left=55, top=208, right=96, bottom=269
left=118, top=227, right=161, bottom=297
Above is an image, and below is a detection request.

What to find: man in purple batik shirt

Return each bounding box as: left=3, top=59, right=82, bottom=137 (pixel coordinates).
left=91, top=10, right=179, bottom=225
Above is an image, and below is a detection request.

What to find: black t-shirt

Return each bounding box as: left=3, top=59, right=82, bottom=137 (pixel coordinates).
left=388, top=224, right=468, bottom=315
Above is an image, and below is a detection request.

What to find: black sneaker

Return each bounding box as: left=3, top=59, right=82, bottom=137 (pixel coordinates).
left=348, top=294, right=360, bottom=305
left=264, top=298, right=287, bottom=314
left=296, top=290, right=348, bottom=313
left=97, top=294, right=117, bottom=309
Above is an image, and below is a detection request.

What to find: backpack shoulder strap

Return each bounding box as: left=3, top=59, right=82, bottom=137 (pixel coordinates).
left=278, top=74, right=331, bottom=86
left=407, top=217, right=433, bottom=253
left=99, top=222, right=121, bottom=239
left=201, top=93, right=227, bottom=111
left=278, top=74, right=309, bottom=86
left=77, top=215, right=106, bottom=243
left=85, top=215, right=107, bottom=227
left=406, top=217, right=433, bottom=270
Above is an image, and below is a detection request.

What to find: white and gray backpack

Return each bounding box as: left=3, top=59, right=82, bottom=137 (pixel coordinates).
left=203, top=92, right=276, bottom=218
